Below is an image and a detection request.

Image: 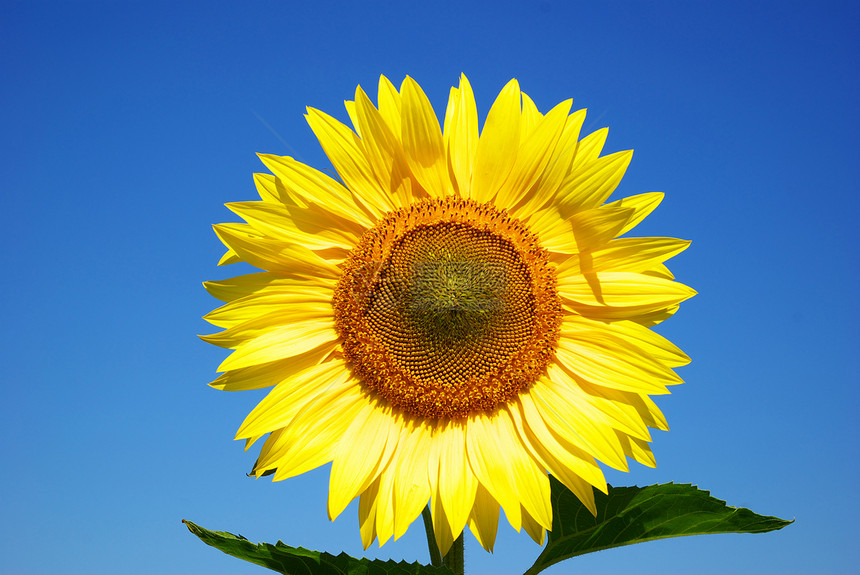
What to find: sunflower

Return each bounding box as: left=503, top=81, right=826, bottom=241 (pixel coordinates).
left=202, top=75, right=694, bottom=555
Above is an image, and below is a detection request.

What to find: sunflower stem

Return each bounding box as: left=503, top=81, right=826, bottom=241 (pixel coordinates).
left=443, top=532, right=465, bottom=574
left=421, top=506, right=443, bottom=567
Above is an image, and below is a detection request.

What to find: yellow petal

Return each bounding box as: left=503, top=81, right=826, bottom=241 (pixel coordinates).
left=264, top=383, right=365, bottom=479
left=251, top=429, right=285, bottom=468
left=235, top=359, right=349, bottom=440
left=226, top=201, right=360, bottom=252
left=519, top=92, right=542, bottom=136
left=530, top=377, right=629, bottom=471
left=358, top=475, right=381, bottom=549
left=593, top=307, right=680, bottom=328
left=217, top=319, right=339, bottom=371
left=511, top=404, right=607, bottom=515
left=328, top=398, right=400, bottom=520
left=555, top=333, right=680, bottom=394
left=377, top=75, right=402, bottom=135
left=638, top=394, right=670, bottom=431
left=203, top=272, right=335, bottom=303
left=467, top=483, right=499, bottom=552
left=512, top=108, right=586, bottom=217
left=571, top=237, right=691, bottom=275
left=644, top=262, right=675, bottom=280
left=607, top=192, right=665, bottom=235
left=568, top=205, right=635, bottom=249
left=204, top=285, right=334, bottom=329
left=465, top=414, right=521, bottom=530
left=213, top=221, right=261, bottom=243
left=495, top=99, right=572, bottom=209
left=202, top=304, right=332, bottom=337
left=213, top=223, right=342, bottom=278
left=466, top=410, right=552, bottom=531
left=528, top=205, right=579, bottom=254
left=257, top=154, right=372, bottom=228
left=400, top=76, right=450, bottom=198
left=571, top=127, right=608, bottom=168
left=562, top=315, right=691, bottom=367
left=618, top=433, right=657, bottom=467
left=558, top=271, right=696, bottom=316
left=392, top=424, right=432, bottom=540
left=520, top=506, right=545, bottom=545
left=218, top=248, right=241, bottom=266
left=425, top=425, right=442, bottom=522
left=546, top=365, right=654, bottom=441
left=305, top=107, right=395, bottom=216
left=512, top=395, right=607, bottom=496
left=559, top=149, right=633, bottom=213
left=200, top=304, right=332, bottom=348
left=432, top=494, right=455, bottom=557
left=252, top=172, right=286, bottom=204
left=354, top=86, right=413, bottom=207
left=471, top=79, right=521, bottom=203
left=436, top=423, right=477, bottom=537
left=372, top=447, right=398, bottom=545
left=446, top=74, right=479, bottom=197
left=442, top=86, right=458, bottom=145
left=209, top=343, right=336, bottom=391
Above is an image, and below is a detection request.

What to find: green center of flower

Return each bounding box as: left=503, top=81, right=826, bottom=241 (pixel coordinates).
left=405, top=252, right=505, bottom=345
left=333, top=198, right=561, bottom=419
left=365, top=222, right=534, bottom=386
left=381, top=225, right=521, bottom=343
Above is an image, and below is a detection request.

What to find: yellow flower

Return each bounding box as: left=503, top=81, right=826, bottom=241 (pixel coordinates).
left=202, top=75, right=694, bottom=555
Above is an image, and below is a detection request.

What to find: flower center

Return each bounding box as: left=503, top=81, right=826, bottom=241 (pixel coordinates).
left=333, top=198, right=561, bottom=419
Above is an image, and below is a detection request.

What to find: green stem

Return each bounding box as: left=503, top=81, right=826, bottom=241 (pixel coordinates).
left=421, top=506, right=442, bottom=567
left=422, top=506, right=465, bottom=573
left=443, top=532, right=465, bottom=574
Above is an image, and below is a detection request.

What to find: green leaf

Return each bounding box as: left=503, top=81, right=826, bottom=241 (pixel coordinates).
left=525, top=478, right=793, bottom=575
left=183, top=520, right=454, bottom=575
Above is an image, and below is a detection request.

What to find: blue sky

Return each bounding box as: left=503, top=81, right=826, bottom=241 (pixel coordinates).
left=2, top=1, right=858, bottom=574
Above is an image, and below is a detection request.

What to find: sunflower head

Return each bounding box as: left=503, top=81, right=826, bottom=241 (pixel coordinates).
left=203, top=74, right=694, bottom=555
left=333, top=196, right=563, bottom=419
